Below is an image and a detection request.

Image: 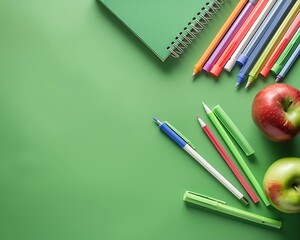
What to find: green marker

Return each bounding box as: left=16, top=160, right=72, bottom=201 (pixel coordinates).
left=183, top=191, right=281, bottom=229
left=213, top=105, right=254, bottom=156
left=202, top=102, right=270, bottom=206
left=272, top=28, right=300, bottom=75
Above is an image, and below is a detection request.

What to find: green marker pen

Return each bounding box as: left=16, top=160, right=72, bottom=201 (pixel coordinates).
left=202, top=102, right=270, bottom=206
left=183, top=191, right=281, bottom=229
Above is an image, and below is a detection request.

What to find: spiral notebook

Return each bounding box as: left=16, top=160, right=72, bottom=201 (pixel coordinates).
left=99, top=0, right=239, bottom=61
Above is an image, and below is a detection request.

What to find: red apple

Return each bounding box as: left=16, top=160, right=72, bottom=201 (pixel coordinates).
left=252, top=83, right=300, bottom=142
left=263, top=157, right=300, bottom=213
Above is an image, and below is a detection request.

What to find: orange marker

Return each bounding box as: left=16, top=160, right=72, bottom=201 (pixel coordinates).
left=260, top=11, right=300, bottom=77
left=210, top=0, right=269, bottom=77
left=192, top=0, right=248, bottom=78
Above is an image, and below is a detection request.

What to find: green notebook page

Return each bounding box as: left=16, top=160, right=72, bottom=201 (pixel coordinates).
left=100, top=0, right=239, bottom=61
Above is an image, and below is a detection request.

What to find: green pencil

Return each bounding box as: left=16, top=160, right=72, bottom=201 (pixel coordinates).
left=202, top=102, right=270, bottom=206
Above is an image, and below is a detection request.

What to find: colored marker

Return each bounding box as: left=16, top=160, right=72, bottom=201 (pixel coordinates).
left=203, top=0, right=258, bottom=73
left=192, top=0, right=248, bottom=77
left=236, top=0, right=294, bottom=87
left=260, top=12, right=300, bottom=77
left=183, top=191, right=282, bottom=229
left=210, top=0, right=269, bottom=77
left=153, top=117, right=249, bottom=205
left=196, top=116, right=259, bottom=203
left=236, top=0, right=285, bottom=67
left=224, top=0, right=278, bottom=72
left=202, top=103, right=270, bottom=206
left=247, top=1, right=300, bottom=88
left=276, top=43, right=300, bottom=82
left=272, top=28, right=300, bottom=75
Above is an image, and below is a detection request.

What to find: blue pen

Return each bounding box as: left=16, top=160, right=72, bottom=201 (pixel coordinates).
left=153, top=117, right=249, bottom=205
left=236, top=0, right=294, bottom=87
left=237, top=0, right=284, bottom=67
left=276, top=42, right=300, bottom=82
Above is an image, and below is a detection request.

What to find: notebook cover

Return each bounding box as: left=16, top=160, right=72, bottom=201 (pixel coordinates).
left=99, top=0, right=239, bottom=61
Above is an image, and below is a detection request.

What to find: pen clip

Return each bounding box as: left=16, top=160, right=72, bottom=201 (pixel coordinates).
left=186, top=191, right=227, bottom=205
left=165, top=122, right=196, bottom=149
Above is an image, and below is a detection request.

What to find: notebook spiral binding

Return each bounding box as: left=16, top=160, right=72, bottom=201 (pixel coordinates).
left=167, top=0, right=226, bottom=58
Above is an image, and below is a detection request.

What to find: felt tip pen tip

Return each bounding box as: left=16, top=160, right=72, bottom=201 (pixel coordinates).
left=275, top=77, right=282, bottom=83
left=202, top=102, right=211, bottom=114
left=153, top=117, right=158, bottom=122
left=235, top=82, right=240, bottom=88
left=240, top=197, right=249, bottom=206
left=245, top=82, right=251, bottom=89
left=196, top=117, right=206, bottom=127
left=192, top=72, right=196, bottom=78
left=153, top=117, right=162, bottom=125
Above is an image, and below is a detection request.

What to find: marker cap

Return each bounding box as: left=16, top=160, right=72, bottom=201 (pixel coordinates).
left=224, top=59, right=235, bottom=72
left=237, top=54, right=248, bottom=66
left=260, top=66, right=269, bottom=77
left=213, top=105, right=254, bottom=156
left=202, top=62, right=213, bottom=72
left=271, top=62, right=282, bottom=75
left=210, top=65, right=222, bottom=77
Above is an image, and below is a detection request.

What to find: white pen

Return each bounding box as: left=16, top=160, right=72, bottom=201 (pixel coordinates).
left=153, top=117, right=249, bottom=205
left=224, top=0, right=278, bottom=72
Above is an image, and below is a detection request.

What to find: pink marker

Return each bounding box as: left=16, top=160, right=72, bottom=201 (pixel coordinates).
left=210, top=0, right=269, bottom=77
left=202, top=0, right=258, bottom=73
left=260, top=11, right=300, bottom=77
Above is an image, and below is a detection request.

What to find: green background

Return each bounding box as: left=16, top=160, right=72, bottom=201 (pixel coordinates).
left=0, top=1, right=299, bottom=240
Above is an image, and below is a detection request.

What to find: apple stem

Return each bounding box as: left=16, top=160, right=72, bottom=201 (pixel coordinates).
left=293, top=185, right=300, bottom=196
left=284, top=99, right=293, bottom=112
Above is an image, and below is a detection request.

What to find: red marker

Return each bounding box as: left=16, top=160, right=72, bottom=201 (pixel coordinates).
left=260, top=11, right=300, bottom=77
left=196, top=116, right=259, bottom=204
left=210, top=0, right=269, bottom=77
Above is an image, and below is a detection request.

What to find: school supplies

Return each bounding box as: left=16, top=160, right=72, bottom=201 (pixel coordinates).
left=261, top=11, right=300, bottom=77
left=247, top=1, right=300, bottom=88
left=197, top=116, right=259, bottom=203
left=203, top=0, right=258, bottom=72
left=276, top=43, right=300, bottom=82
left=153, top=117, right=249, bottom=205
left=224, top=0, right=278, bottom=72
left=99, top=0, right=236, bottom=62
left=192, top=0, right=247, bottom=77
left=237, top=0, right=287, bottom=67
left=202, top=103, right=270, bottom=206
left=183, top=191, right=282, bottom=229
left=212, top=105, right=254, bottom=156
left=210, top=0, right=269, bottom=77
left=272, top=28, right=300, bottom=75
left=236, top=0, right=294, bottom=87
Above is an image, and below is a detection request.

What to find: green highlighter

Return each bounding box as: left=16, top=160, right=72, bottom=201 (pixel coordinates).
left=183, top=191, right=282, bottom=229
left=213, top=105, right=254, bottom=156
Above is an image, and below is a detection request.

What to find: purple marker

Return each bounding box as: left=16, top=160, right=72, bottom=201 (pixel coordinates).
left=203, top=0, right=258, bottom=73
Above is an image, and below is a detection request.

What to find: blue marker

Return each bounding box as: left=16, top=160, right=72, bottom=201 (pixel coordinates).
left=236, top=0, right=294, bottom=87
left=153, top=117, right=249, bottom=205
left=237, top=0, right=286, bottom=67
left=276, top=43, right=300, bottom=82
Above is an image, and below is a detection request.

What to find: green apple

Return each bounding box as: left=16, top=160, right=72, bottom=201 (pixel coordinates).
left=263, top=157, right=300, bottom=213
